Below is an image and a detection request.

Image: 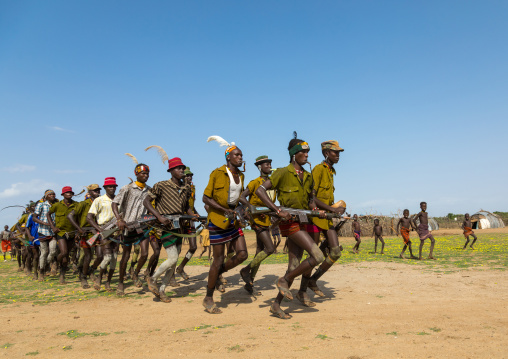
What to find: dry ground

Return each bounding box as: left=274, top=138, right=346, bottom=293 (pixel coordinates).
left=1, top=227, right=507, bottom=358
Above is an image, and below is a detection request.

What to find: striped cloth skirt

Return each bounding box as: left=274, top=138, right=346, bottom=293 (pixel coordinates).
left=208, top=222, right=243, bottom=245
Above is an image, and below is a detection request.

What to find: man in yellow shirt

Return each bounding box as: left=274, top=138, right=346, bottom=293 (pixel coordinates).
left=239, top=155, right=275, bottom=295
left=202, top=137, right=248, bottom=314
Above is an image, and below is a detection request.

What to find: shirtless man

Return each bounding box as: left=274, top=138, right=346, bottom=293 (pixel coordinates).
left=396, top=209, right=418, bottom=259
left=1, top=225, right=11, bottom=261
left=351, top=214, right=361, bottom=253
left=371, top=219, right=385, bottom=254
left=462, top=213, right=478, bottom=250
left=412, top=202, right=436, bottom=260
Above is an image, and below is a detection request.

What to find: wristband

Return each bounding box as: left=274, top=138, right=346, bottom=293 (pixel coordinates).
left=312, top=207, right=318, bottom=211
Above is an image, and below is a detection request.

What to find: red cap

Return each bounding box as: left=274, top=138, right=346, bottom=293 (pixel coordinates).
left=61, top=186, right=74, bottom=195
left=103, top=177, right=118, bottom=187
left=167, top=157, right=185, bottom=172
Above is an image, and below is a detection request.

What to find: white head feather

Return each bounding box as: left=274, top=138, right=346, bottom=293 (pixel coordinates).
left=207, top=136, right=233, bottom=147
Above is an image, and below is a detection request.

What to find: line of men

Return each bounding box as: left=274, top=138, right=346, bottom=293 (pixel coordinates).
left=2, top=135, right=471, bottom=319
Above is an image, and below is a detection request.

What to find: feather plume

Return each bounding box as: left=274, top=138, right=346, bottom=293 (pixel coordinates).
left=125, top=153, right=139, bottom=165
left=144, top=145, right=169, bottom=164
left=128, top=177, right=134, bottom=184
left=207, top=135, right=230, bottom=147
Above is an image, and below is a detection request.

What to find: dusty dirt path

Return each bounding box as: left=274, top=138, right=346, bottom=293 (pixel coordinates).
left=1, top=260, right=507, bottom=358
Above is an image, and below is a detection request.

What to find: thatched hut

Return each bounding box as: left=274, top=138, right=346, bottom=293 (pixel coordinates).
left=471, top=211, right=505, bottom=229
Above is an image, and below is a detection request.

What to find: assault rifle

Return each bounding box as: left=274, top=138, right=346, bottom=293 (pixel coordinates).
left=87, top=214, right=207, bottom=246
left=247, top=205, right=348, bottom=224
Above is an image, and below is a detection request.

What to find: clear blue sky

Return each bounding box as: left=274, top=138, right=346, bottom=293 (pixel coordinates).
left=1, top=1, right=507, bottom=226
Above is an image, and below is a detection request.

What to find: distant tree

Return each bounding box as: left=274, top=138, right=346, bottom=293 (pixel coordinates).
left=447, top=213, right=454, bottom=220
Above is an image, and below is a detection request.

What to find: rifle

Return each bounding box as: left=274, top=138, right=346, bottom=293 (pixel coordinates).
left=87, top=214, right=207, bottom=245
left=248, top=205, right=347, bottom=224
left=223, top=203, right=251, bottom=228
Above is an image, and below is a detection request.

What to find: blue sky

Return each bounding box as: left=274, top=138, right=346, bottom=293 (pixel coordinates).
left=1, top=1, right=507, bottom=226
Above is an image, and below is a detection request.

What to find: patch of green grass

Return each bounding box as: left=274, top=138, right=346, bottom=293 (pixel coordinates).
left=25, top=351, right=39, bottom=356
left=429, top=327, right=442, bottom=332
left=386, top=332, right=398, bottom=335
left=1, top=343, right=14, bottom=349
left=114, top=331, right=126, bottom=334
left=417, top=331, right=430, bottom=336
left=58, top=330, right=109, bottom=339
left=227, top=345, right=244, bottom=352
left=316, top=334, right=332, bottom=340
left=62, top=345, right=72, bottom=351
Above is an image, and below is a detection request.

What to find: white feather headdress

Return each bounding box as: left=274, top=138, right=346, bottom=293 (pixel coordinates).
left=125, top=153, right=139, bottom=165
left=207, top=135, right=235, bottom=148
left=145, top=145, right=169, bottom=164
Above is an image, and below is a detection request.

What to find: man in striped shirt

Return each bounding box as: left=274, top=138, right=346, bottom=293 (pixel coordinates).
left=112, top=166, right=151, bottom=296
left=144, top=157, right=197, bottom=303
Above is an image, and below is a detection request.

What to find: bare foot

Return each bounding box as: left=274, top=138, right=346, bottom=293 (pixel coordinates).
left=308, top=279, right=325, bottom=297
left=276, top=277, right=293, bottom=301
left=203, top=296, right=222, bottom=314
left=399, top=254, right=404, bottom=259
left=159, top=291, right=172, bottom=303
left=116, top=282, right=125, bottom=296
left=269, top=302, right=291, bottom=319
left=105, top=282, right=114, bottom=292
left=81, top=278, right=90, bottom=289
left=176, top=267, right=190, bottom=280
left=295, top=291, right=316, bottom=307
left=428, top=256, right=436, bottom=260
left=146, top=276, right=159, bottom=297
left=240, top=267, right=253, bottom=286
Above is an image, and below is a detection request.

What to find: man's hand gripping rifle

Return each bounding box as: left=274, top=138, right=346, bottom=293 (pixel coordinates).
left=87, top=214, right=207, bottom=246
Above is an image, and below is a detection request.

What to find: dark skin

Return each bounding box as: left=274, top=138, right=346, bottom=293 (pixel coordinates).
left=202, top=148, right=249, bottom=314
left=412, top=202, right=436, bottom=260
left=238, top=161, right=274, bottom=293
left=68, top=188, right=101, bottom=288
left=303, top=149, right=342, bottom=301
left=396, top=209, right=418, bottom=259
left=2, top=225, right=9, bottom=261
left=24, top=207, right=41, bottom=280
left=255, top=149, right=325, bottom=318
left=144, top=165, right=198, bottom=295
left=352, top=214, right=361, bottom=253
left=112, top=170, right=149, bottom=295
left=47, top=192, right=75, bottom=284
left=176, top=173, right=201, bottom=279
left=461, top=213, right=478, bottom=250
left=371, top=219, right=385, bottom=254
left=86, top=185, right=117, bottom=289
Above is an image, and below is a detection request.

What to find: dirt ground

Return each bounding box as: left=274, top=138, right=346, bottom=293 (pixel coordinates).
left=1, top=228, right=507, bottom=358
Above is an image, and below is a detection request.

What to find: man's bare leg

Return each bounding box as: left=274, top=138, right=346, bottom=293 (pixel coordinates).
left=203, top=236, right=248, bottom=313
left=177, top=236, right=197, bottom=280
left=470, top=234, right=478, bottom=249
left=117, top=244, right=131, bottom=296
left=428, top=235, right=436, bottom=259
left=133, top=239, right=149, bottom=286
